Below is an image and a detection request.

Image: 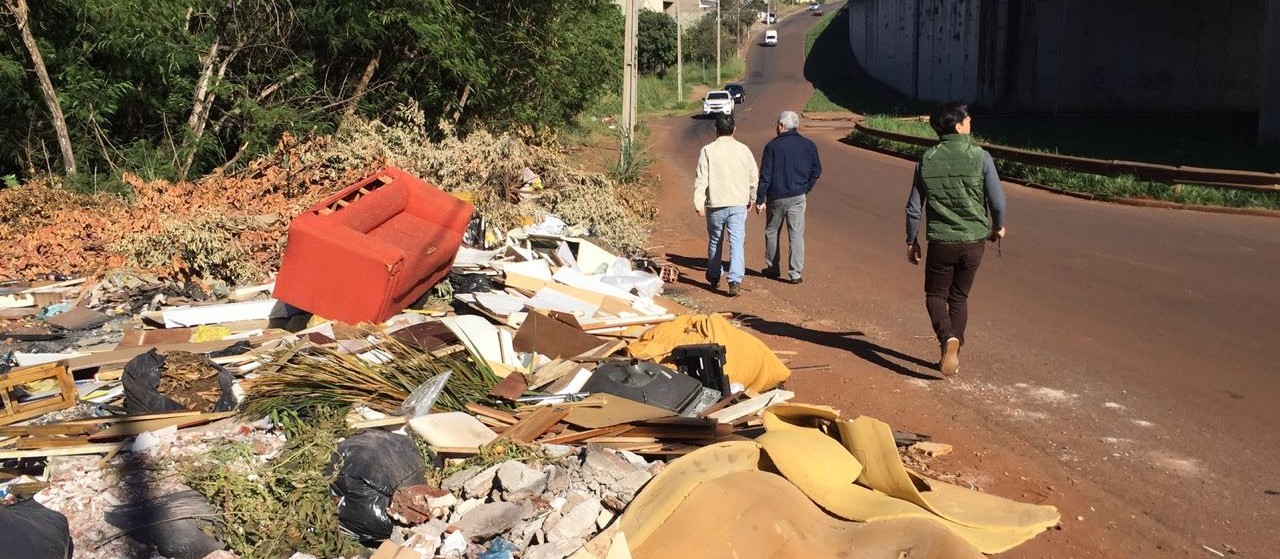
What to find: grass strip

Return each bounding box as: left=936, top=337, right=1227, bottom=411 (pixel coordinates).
left=847, top=127, right=1280, bottom=211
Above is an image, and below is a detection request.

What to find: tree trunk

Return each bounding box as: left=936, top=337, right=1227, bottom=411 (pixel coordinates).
left=6, top=0, right=76, bottom=175
left=344, top=51, right=382, bottom=119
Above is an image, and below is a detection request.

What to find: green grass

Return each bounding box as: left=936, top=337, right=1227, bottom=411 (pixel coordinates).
left=847, top=126, right=1280, bottom=211
left=637, top=56, right=747, bottom=114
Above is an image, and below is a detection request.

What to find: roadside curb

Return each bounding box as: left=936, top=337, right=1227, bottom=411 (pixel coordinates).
left=836, top=137, right=1280, bottom=219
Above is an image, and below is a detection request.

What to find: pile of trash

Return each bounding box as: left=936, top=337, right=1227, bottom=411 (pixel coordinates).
left=0, top=166, right=1058, bottom=559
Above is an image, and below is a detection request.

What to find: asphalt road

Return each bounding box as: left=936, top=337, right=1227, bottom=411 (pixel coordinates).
left=649, top=6, right=1280, bottom=556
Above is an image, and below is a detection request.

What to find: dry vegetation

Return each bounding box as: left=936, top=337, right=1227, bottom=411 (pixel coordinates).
left=0, top=104, right=655, bottom=283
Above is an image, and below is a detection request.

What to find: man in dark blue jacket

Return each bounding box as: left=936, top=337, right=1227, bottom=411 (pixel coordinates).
left=756, top=110, right=822, bottom=284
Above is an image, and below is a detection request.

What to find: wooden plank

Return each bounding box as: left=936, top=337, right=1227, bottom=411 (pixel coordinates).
left=465, top=403, right=519, bottom=425
left=16, top=436, right=92, bottom=450
left=348, top=416, right=407, bottom=430
left=88, top=412, right=234, bottom=441
left=501, top=405, right=570, bottom=443
left=541, top=425, right=632, bottom=445
left=623, top=417, right=719, bottom=441
left=0, top=442, right=126, bottom=460
left=55, top=410, right=205, bottom=426
left=67, top=334, right=288, bottom=372
left=0, top=423, right=99, bottom=437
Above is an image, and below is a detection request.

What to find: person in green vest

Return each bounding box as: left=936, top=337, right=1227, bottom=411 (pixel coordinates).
left=904, top=101, right=1006, bottom=377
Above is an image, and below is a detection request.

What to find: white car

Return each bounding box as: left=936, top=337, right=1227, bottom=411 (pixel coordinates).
left=764, top=30, right=778, bottom=46
left=702, top=91, right=734, bottom=115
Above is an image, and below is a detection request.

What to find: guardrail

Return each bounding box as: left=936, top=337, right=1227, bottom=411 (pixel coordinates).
left=852, top=123, right=1280, bottom=194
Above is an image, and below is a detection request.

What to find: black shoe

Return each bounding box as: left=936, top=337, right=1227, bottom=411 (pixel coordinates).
left=727, top=282, right=741, bottom=296
left=788, top=277, right=803, bottom=285
left=762, top=267, right=780, bottom=279
left=707, top=276, right=721, bottom=289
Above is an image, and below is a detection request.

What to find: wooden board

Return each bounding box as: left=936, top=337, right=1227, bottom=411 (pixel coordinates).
left=0, top=442, right=126, bottom=460
left=464, top=403, right=519, bottom=425
left=16, top=436, right=92, bottom=450
left=541, top=425, right=633, bottom=445
left=501, top=405, right=570, bottom=443
left=561, top=394, right=676, bottom=429
left=88, top=412, right=235, bottom=441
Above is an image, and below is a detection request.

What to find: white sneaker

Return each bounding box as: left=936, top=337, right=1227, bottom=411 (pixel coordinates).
left=940, top=337, right=961, bottom=377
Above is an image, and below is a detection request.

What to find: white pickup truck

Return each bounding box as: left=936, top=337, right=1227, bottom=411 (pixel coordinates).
left=702, top=90, right=734, bottom=116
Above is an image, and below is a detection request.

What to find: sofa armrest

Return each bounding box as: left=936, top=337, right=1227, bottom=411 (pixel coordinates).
left=403, top=185, right=474, bottom=234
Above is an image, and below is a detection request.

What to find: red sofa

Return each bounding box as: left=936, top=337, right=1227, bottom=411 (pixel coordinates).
left=274, top=167, right=473, bottom=324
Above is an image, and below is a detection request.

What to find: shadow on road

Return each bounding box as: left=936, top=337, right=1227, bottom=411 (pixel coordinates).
left=735, top=313, right=941, bottom=381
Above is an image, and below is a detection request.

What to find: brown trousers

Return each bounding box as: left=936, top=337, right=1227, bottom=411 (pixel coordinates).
left=924, top=241, right=986, bottom=344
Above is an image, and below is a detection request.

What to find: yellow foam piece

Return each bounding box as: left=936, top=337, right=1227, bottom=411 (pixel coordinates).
left=628, top=314, right=790, bottom=392
left=631, top=470, right=983, bottom=559
left=757, top=407, right=1061, bottom=554
left=618, top=441, right=763, bottom=550
left=840, top=415, right=1062, bottom=534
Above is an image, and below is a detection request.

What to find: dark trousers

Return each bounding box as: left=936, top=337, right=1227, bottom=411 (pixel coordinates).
left=924, top=241, right=986, bottom=344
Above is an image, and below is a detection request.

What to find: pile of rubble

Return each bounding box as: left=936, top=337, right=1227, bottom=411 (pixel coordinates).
left=1, top=165, right=1058, bottom=559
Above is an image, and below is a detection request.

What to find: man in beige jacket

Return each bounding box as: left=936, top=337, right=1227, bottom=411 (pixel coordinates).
left=693, top=114, right=758, bottom=296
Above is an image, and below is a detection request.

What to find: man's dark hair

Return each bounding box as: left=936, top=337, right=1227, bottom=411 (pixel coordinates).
left=714, top=113, right=736, bottom=136
left=929, top=101, right=969, bottom=136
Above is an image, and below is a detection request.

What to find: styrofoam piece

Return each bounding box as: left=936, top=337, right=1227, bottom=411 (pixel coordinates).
left=162, top=299, right=291, bottom=328
left=14, top=352, right=87, bottom=367
left=526, top=288, right=600, bottom=317
left=408, top=412, right=499, bottom=448
left=552, top=267, right=636, bottom=300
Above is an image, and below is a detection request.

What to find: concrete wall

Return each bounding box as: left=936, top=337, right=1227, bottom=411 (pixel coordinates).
left=847, top=0, right=1268, bottom=113
left=1012, top=0, right=1265, bottom=112
left=848, top=0, right=982, bottom=101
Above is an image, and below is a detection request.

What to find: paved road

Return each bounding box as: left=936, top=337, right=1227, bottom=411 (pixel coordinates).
left=650, top=6, right=1280, bottom=556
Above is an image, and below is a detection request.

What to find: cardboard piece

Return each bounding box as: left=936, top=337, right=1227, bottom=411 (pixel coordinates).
left=370, top=540, right=425, bottom=559
left=562, top=394, right=677, bottom=430
left=513, top=311, right=606, bottom=359
left=44, top=307, right=111, bottom=331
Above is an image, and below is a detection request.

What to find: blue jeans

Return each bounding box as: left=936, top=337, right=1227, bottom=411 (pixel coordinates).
left=705, top=206, right=747, bottom=284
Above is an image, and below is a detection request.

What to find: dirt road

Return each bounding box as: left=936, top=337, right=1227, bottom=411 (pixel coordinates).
left=646, top=6, right=1280, bottom=557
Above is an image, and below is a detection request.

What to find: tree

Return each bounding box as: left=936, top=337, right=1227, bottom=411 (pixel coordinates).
left=637, top=9, right=676, bottom=77
left=0, top=0, right=624, bottom=183
left=3, top=0, right=76, bottom=175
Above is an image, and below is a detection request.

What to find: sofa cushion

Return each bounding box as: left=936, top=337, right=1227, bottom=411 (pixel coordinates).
left=366, top=212, right=452, bottom=291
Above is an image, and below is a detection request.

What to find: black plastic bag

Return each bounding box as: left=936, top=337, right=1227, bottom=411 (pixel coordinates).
left=449, top=271, right=496, bottom=294
left=328, top=430, right=427, bottom=542
left=123, top=348, right=238, bottom=414
left=104, top=490, right=224, bottom=559
left=0, top=499, right=73, bottom=559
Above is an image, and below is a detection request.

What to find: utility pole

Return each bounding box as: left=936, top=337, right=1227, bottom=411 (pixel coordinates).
left=621, top=0, right=637, bottom=143
left=716, top=0, right=721, bottom=85
left=676, top=1, right=683, bottom=102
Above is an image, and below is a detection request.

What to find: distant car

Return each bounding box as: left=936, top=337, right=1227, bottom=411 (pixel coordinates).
left=764, top=30, right=778, bottom=46
left=765, top=12, right=777, bottom=24
left=724, top=84, right=746, bottom=104
left=702, top=90, right=734, bottom=115
left=813, top=7, right=824, bottom=15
